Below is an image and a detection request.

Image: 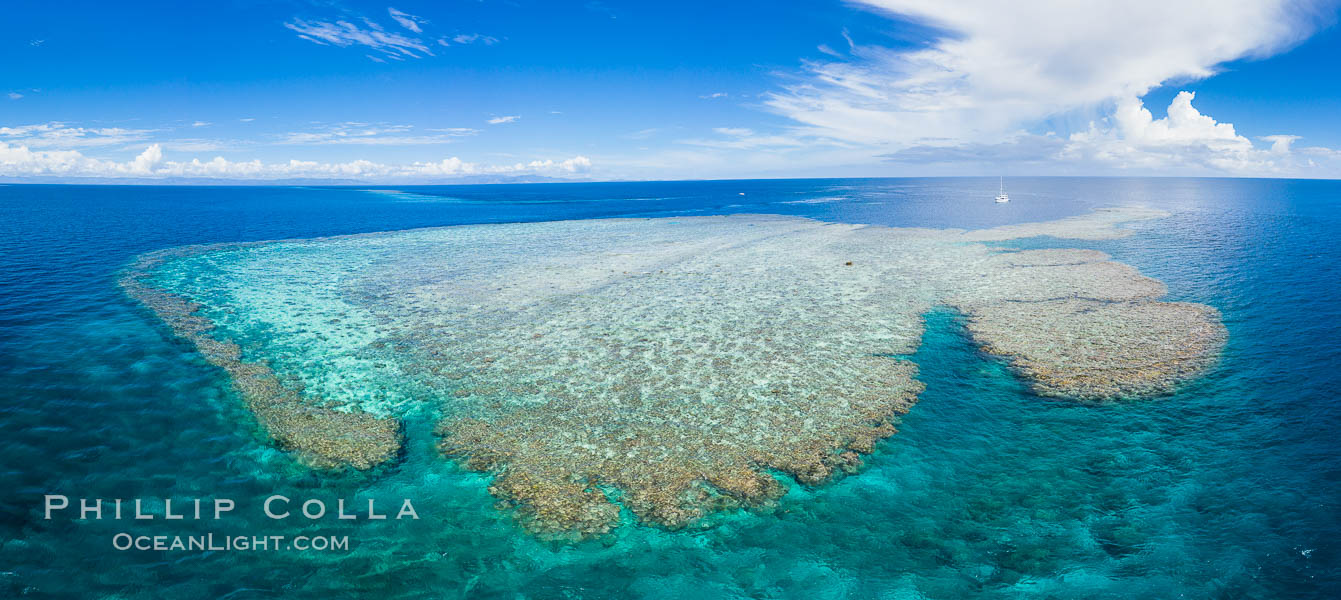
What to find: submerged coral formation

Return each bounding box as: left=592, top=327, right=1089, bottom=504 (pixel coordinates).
left=125, top=207, right=1225, bottom=534
left=120, top=247, right=403, bottom=469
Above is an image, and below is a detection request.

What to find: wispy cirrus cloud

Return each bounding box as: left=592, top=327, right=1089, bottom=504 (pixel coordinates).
left=286, top=16, right=433, bottom=59
left=159, top=139, right=235, bottom=153
left=0, top=122, right=156, bottom=149
left=278, top=122, right=478, bottom=145
left=387, top=8, right=426, bottom=33
left=487, top=115, right=520, bottom=125
left=444, top=33, right=498, bottom=46
left=675, top=127, right=824, bottom=151
left=286, top=7, right=497, bottom=61
left=624, top=128, right=662, bottom=140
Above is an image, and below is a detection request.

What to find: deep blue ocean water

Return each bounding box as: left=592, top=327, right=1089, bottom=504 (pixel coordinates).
left=1, top=177, right=1338, bottom=598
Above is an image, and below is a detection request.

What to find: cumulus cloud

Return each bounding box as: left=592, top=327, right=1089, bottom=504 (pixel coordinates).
left=881, top=93, right=1341, bottom=176
left=412, top=155, right=592, bottom=176
left=1060, top=92, right=1261, bottom=171
left=1108, top=93, right=1247, bottom=149
left=487, top=115, right=520, bottom=125
left=0, top=142, right=592, bottom=181
left=0, top=143, right=165, bottom=177
left=7, top=92, right=22, bottom=100
left=1261, top=134, right=1302, bottom=154
left=763, top=0, right=1336, bottom=175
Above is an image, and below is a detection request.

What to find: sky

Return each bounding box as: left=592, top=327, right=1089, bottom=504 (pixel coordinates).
left=3, top=0, right=1341, bottom=182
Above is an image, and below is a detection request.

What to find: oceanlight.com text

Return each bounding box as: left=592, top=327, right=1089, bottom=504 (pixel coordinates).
left=111, top=532, right=350, bottom=552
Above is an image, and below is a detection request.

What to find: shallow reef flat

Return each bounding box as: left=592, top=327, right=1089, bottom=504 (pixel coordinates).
left=123, top=207, right=1226, bottom=535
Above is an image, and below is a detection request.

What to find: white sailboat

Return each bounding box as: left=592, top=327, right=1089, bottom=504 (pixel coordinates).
left=994, top=176, right=1010, bottom=203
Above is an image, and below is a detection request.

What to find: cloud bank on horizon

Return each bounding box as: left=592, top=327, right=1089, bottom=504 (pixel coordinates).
left=0, top=141, right=592, bottom=181
left=2, top=0, right=1340, bottom=181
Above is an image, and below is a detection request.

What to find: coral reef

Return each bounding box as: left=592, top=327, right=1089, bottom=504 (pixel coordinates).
left=124, top=207, right=1226, bottom=534
left=120, top=247, right=402, bottom=470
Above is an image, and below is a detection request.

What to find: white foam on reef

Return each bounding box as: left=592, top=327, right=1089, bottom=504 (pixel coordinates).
left=125, top=206, right=1225, bottom=535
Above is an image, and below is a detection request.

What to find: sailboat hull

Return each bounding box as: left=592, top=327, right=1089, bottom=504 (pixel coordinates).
left=994, top=177, right=1009, bottom=202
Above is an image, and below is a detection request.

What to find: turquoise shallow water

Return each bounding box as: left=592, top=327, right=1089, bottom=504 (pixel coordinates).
left=1, top=178, right=1339, bottom=598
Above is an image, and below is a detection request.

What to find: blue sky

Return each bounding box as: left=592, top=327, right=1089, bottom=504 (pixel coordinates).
left=3, top=0, right=1341, bottom=181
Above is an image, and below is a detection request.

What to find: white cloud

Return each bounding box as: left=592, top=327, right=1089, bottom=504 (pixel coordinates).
left=879, top=93, right=1341, bottom=176
left=625, top=128, right=661, bottom=140
left=278, top=123, right=477, bottom=145
left=1261, top=134, right=1302, bottom=154
left=452, top=33, right=498, bottom=45
left=130, top=144, right=164, bottom=173
left=817, top=44, right=843, bottom=58
left=699, top=92, right=728, bottom=99
left=713, top=127, right=753, bottom=137
left=412, top=155, right=592, bottom=176
left=0, top=142, right=593, bottom=181
left=387, top=8, right=426, bottom=33
left=1109, top=92, right=1246, bottom=149
left=425, top=127, right=482, bottom=135
left=1060, top=92, right=1270, bottom=172
left=487, top=115, right=520, bottom=125
left=289, top=10, right=497, bottom=60
left=191, top=121, right=211, bottom=128
left=239, top=118, right=256, bottom=123
left=761, top=0, right=1336, bottom=175
left=161, top=139, right=232, bottom=152
left=676, top=127, right=818, bottom=151
left=286, top=17, right=433, bottom=58
left=7, top=93, right=22, bottom=100
left=0, top=143, right=164, bottom=177
left=0, top=122, right=155, bottom=149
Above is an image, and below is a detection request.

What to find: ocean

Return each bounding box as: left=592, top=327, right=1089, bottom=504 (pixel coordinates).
left=1, top=177, right=1338, bottom=598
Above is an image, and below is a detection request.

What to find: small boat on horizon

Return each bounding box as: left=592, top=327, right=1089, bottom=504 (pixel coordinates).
left=995, top=177, right=1010, bottom=203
